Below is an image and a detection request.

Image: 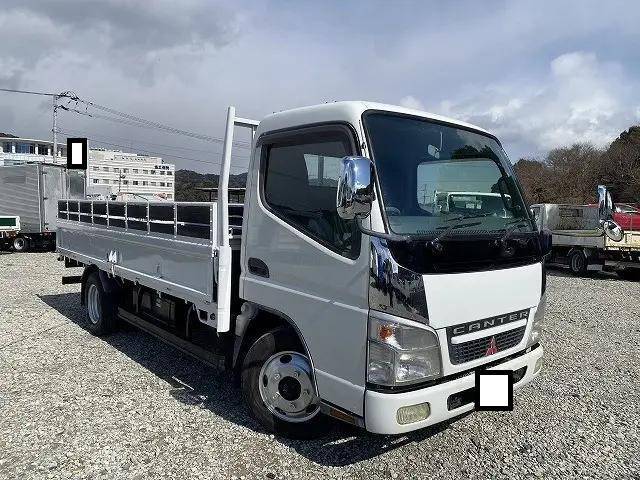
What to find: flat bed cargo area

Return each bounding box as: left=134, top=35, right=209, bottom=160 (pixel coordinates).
left=56, top=199, right=243, bottom=320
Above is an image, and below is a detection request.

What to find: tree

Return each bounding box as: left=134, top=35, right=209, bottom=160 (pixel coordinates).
left=512, top=139, right=633, bottom=205
left=602, top=126, right=640, bottom=202
left=174, top=169, right=248, bottom=202
left=513, top=158, right=552, bottom=204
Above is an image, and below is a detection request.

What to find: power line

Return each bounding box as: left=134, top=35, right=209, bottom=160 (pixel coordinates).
left=1, top=87, right=254, bottom=149
left=59, top=127, right=250, bottom=158
left=0, top=87, right=57, bottom=97
left=58, top=130, right=248, bottom=172
left=59, top=92, right=252, bottom=148
left=58, top=127, right=249, bottom=163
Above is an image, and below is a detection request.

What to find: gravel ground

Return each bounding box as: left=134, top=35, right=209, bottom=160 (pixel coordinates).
left=0, top=252, right=638, bottom=480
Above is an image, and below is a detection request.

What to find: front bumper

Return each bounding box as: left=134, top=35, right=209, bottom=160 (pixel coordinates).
left=364, top=345, right=543, bottom=434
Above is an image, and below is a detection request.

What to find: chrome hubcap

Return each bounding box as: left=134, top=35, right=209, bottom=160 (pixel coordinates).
left=258, top=351, right=319, bottom=423
left=87, top=284, right=101, bottom=325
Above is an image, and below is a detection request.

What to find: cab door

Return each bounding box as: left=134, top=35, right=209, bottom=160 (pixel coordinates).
left=241, top=124, right=370, bottom=416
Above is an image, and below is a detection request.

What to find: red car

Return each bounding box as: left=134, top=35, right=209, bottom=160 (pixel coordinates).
left=613, top=203, right=640, bottom=231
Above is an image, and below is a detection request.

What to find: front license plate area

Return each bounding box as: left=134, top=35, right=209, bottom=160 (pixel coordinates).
left=475, top=370, right=513, bottom=411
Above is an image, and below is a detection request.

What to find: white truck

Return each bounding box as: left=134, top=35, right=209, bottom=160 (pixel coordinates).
left=0, top=163, right=85, bottom=251
left=56, top=102, right=548, bottom=437
left=532, top=186, right=640, bottom=278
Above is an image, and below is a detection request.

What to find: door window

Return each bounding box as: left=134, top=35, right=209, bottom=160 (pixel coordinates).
left=262, top=127, right=360, bottom=258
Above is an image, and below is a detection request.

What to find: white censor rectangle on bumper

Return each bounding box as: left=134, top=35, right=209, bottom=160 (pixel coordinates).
left=475, top=370, right=513, bottom=411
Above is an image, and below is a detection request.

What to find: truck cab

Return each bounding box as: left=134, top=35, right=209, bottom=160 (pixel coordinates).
left=58, top=101, right=547, bottom=437
left=240, top=102, right=545, bottom=434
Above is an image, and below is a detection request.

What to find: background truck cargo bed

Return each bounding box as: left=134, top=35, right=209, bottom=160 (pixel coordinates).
left=0, top=163, right=85, bottom=234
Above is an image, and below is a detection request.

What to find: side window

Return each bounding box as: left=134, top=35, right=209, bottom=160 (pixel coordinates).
left=262, top=127, right=361, bottom=259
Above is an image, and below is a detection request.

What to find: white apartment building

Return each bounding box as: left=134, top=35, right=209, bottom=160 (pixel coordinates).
left=0, top=136, right=67, bottom=166
left=87, top=149, right=175, bottom=200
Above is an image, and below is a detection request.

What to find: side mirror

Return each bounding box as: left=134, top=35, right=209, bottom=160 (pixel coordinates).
left=336, top=156, right=375, bottom=220
left=603, top=219, right=624, bottom=242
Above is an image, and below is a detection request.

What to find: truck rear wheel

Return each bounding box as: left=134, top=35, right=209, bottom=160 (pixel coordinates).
left=84, top=273, right=118, bottom=335
left=240, top=328, right=325, bottom=439
left=568, top=250, right=587, bottom=276
left=13, top=236, right=28, bottom=252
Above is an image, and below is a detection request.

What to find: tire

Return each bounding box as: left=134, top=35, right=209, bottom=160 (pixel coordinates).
left=568, top=250, right=588, bottom=276
left=240, top=328, right=326, bottom=439
left=13, top=236, right=28, bottom=252
left=84, top=272, right=118, bottom=335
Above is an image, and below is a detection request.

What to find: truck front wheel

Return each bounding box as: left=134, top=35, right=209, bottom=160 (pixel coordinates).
left=13, top=236, right=28, bottom=252
left=84, top=273, right=118, bottom=335
left=241, top=328, right=326, bottom=438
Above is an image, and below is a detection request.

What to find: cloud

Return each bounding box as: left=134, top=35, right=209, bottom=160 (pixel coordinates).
left=435, top=51, right=640, bottom=159
left=1, top=1, right=639, bottom=171
left=0, top=0, right=241, bottom=86
left=399, top=96, right=426, bottom=111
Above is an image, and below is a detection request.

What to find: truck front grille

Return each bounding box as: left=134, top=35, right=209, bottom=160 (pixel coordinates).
left=449, top=326, right=526, bottom=365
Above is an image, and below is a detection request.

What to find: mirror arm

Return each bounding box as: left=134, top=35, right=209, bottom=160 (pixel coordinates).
left=358, top=223, right=411, bottom=242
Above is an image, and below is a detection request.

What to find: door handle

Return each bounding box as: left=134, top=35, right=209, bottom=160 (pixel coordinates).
left=248, top=257, right=269, bottom=278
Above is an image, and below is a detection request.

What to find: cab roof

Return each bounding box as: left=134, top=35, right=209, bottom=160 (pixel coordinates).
left=255, top=101, right=493, bottom=139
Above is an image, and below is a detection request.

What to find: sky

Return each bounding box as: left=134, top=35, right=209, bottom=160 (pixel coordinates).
left=1, top=0, right=639, bottom=173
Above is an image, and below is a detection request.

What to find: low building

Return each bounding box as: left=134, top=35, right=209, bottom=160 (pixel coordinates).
left=0, top=135, right=66, bottom=166
left=1, top=133, right=175, bottom=200
left=87, top=149, right=175, bottom=200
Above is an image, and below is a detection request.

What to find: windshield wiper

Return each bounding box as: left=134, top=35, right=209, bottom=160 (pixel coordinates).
left=358, top=212, right=489, bottom=245
left=494, top=218, right=532, bottom=253
left=499, top=218, right=530, bottom=240
left=426, top=213, right=489, bottom=253
left=443, top=212, right=494, bottom=223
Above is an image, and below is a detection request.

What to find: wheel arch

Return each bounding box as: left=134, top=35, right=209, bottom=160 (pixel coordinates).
left=80, top=264, right=100, bottom=306
left=232, top=303, right=315, bottom=377
left=80, top=265, right=119, bottom=305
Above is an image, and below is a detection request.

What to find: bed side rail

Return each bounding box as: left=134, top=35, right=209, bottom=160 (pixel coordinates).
left=57, top=200, right=244, bottom=242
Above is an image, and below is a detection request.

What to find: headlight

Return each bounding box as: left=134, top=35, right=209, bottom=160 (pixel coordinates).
left=367, top=314, right=441, bottom=386
left=527, top=293, right=545, bottom=346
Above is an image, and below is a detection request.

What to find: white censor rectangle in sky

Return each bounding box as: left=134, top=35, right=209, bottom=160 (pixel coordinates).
left=66, top=138, right=87, bottom=169
left=71, top=142, right=84, bottom=165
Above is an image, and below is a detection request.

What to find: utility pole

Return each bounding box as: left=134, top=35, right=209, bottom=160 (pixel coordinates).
left=52, top=94, right=58, bottom=162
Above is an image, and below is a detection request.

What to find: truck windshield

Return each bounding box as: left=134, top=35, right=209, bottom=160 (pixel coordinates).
left=364, top=112, right=534, bottom=236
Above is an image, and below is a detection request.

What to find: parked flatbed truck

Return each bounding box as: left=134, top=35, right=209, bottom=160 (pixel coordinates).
left=57, top=102, right=548, bottom=437
left=532, top=186, right=640, bottom=279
